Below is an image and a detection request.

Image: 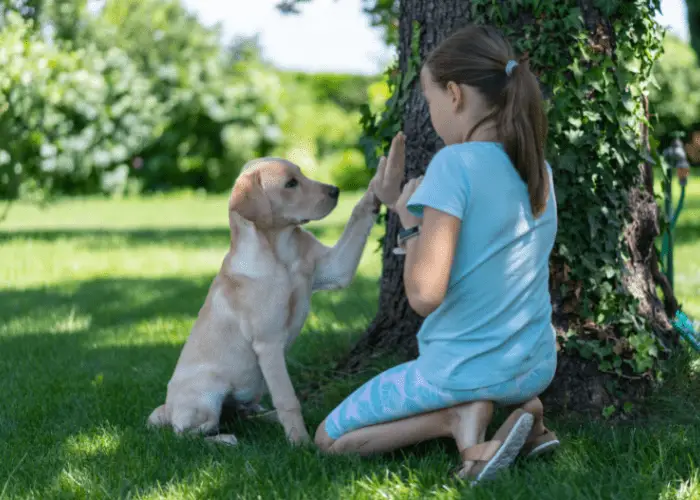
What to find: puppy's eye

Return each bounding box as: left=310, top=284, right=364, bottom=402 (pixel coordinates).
left=285, top=178, right=298, bottom=188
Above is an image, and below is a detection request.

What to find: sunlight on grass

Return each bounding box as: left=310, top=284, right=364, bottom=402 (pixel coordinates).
left=334, top=468, right=468, bottom=499
left=658, top=471, right=700, bottom=500
left=62, top=428, right=122, bottom=459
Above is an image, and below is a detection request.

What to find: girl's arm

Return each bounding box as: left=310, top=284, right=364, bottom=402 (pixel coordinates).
left=382, top=140, right=467, bottom=318
left=396, top=177, right=462, bottom=317
left=399, top=205, right=461, bottom=317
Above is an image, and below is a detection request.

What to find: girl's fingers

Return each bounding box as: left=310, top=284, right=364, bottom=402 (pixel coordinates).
left=376, top=156, right=387, bottom=183
left=404, top=177, right=422, bottom=196
left=387, top=132, right=405, bottom=172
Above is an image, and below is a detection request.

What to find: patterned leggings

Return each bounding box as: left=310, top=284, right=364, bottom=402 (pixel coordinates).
left=324, top=349, right=557, bottom=440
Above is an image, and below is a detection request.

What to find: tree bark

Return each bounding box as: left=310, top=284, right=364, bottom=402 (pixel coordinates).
left=342, top=0, right=677, bottom=417
left=687, top=0, right=700, bottom=61
left=342, top=0, right=470, bottom=369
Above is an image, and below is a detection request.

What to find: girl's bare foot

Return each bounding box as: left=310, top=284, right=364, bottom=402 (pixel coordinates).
left=447, top=401, right=494, bottom=478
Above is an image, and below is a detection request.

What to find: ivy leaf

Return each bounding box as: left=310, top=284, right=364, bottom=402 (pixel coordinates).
left=602, top=405, right=616, bottom=419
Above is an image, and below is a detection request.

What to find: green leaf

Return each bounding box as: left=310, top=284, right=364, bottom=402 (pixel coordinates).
left=602, top=405, right=616, bottom=419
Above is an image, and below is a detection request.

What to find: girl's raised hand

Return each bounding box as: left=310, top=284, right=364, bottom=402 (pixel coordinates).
left=371, top=132, right=405, bottom=210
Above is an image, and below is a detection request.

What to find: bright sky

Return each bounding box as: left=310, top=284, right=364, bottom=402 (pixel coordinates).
left=183, top=0, right=690, bottom=75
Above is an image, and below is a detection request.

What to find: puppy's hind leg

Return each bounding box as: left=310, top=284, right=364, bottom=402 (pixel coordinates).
left=147, top=404, right=169, bottom=428
left=171, top=405, right=239, bottom=447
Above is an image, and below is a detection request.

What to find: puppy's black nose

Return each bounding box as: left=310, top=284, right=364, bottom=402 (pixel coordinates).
left=329, top=186, right=340, bottom=199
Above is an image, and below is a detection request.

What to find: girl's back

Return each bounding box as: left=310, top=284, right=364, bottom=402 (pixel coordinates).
left=407, top=141, right=557, bottom=392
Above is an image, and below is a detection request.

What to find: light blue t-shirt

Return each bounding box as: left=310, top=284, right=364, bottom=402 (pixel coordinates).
left=406, top=142, right=558, bottom=391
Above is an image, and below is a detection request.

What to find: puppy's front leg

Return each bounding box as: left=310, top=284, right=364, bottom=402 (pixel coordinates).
left=253, top=341, right=310, bottom=444
left=312, top=190, right=379, bottom=291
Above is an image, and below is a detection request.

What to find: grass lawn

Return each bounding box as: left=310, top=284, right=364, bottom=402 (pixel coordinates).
left=1, top=181, right=699, bottom=500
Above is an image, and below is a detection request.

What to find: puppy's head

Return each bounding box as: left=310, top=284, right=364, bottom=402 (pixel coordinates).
left=229, top=158, right=339, bottom=229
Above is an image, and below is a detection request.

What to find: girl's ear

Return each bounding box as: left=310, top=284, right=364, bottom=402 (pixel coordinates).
left=446, top=81, right=464, bottom=111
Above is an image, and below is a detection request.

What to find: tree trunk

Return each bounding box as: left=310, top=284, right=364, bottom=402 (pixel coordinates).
left=687, top=0, right=700, bottom=61
left=343, top=0, right=468, bottom=368
left=342, top=0, right=679, bottom=417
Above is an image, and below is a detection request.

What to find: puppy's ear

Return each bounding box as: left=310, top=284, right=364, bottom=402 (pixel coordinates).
left=229, top=171, right=272, bottom=227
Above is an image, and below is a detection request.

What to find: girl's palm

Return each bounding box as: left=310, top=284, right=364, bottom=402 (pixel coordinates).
left=371, top=132, right=405, bottom=209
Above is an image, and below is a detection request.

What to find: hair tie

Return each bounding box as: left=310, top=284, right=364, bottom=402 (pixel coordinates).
left=505, top=60, right=518, bottom=76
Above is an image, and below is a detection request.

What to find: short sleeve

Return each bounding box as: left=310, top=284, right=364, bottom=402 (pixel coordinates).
left=406, top=147, right=470, bottom=220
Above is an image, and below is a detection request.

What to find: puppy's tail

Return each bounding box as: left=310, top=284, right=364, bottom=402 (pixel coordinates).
left=147, top=404, right=169, bottom=428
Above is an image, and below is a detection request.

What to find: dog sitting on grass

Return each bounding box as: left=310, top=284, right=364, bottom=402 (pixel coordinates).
left=146, top=155, right=399, bottom=445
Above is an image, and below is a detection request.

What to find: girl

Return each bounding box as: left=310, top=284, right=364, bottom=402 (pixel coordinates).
left=315, top=24, right=560, bottom=484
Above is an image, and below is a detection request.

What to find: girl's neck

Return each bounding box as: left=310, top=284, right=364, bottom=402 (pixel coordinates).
left=462, top=120, right=499, bottom=144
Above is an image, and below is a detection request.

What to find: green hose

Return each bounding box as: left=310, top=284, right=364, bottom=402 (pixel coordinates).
left=659, top=181, right=687, bottom=289
left=671, top=183, right=687, bottom=227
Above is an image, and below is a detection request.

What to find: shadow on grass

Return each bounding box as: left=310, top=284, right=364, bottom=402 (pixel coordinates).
left=0, top=271, right=379, bottom=339
left=0, top=272, right=382, bottom=497
left=0, top=223, right=344, bottom=250
left=0, top=275, right=213, bottom=330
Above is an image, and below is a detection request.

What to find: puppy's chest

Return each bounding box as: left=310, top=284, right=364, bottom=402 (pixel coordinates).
left=277, top=253, right=314, bottom=345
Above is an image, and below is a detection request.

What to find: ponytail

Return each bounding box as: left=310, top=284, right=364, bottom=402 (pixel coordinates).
left=499, top=56, right=549, bottom=218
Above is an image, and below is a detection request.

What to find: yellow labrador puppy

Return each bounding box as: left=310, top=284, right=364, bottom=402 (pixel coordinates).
left=147, top=156, right=388, bottom=446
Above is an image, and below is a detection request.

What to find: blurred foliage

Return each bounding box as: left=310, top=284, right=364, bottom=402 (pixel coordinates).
left=85, top=0, right=285, bottom=193
left=0, top=0, right=88, bottom=40
left=326, top=149, right=373, bottom=190
left=270, top=70, right=381, bottom=189
left=0, top=11, right=164, bottom=200
left=0, top=0, right=381, bottom=200
left=649, top=34, right=700, bottom=152
left=284, top=72, right=377, bottom=112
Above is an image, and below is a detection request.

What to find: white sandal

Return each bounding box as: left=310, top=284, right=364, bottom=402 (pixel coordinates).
left=456, top=409, right=534, bottom=486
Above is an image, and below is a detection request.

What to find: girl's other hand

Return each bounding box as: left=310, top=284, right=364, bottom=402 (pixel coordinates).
left=395, top=176, right=423, bottom=228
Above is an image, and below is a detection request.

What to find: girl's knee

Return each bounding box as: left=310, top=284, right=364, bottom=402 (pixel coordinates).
left=314, top=419, right=336, bottom=452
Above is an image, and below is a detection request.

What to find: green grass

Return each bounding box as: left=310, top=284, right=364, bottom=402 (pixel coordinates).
left=0, top=183, right=699, bottom=499
left=667, top=179, right=700, bottom=320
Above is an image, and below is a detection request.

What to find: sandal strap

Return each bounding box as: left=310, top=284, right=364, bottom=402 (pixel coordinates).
left=521, top=429, right=558, bottom=455
left=459, top=440, right=503, bottom=463
left=460, top=409, right=530, bottom=463
left=530, top=429, right=557, bottom=446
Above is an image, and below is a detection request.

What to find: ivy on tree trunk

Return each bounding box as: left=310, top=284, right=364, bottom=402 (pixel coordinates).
left=350, top=0, right=680, bottom=418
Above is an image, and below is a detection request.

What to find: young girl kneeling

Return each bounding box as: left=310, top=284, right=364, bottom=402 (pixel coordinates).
left=315, top=24, right=560, bottom=484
